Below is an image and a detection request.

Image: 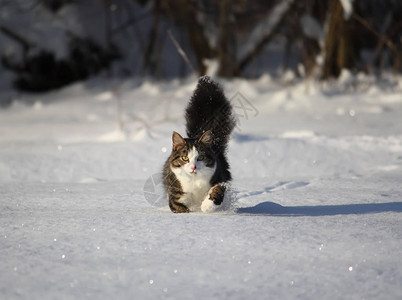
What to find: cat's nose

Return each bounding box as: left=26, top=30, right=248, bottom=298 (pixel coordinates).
left=190, top=165, right=196, bottom=171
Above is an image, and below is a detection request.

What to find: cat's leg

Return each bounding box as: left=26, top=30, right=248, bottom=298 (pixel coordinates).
left=201, top=184, right=225, bottom=213
left=165, top=172, right=189, bottom=213
left=167, top=184, right=190, bottom=213
left=169, top=194, right=190, bottom=213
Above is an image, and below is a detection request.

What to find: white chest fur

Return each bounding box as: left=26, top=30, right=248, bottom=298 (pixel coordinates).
left=171, top=147, right=216, bottom=211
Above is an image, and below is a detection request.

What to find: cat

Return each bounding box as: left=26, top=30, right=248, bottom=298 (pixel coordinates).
left=163, top=76, right=236, bottom=213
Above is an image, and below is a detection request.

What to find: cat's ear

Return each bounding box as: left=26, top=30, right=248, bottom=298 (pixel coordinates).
left=172, top=131, right=185, bottom=150
left=198, top=130, right=213, bottom=146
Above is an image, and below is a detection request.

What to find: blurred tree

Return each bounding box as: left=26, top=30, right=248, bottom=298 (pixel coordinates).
left=162, top=0, right=215, bottom=75
left=322, top=0, right=358, bottom=79
left=217, top=0, right=236, bottom=77
left=1, top=0, right=400, bottom=93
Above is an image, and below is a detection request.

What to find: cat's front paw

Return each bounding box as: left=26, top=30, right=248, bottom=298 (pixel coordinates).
left=201, top=199, right=218, bottom=213
left=201, top=184, right=226, bottom=213
left=209, top=184, right=225, bottom=205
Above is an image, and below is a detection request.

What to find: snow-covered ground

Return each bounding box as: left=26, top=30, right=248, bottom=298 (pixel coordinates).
left=1, top=75, right=402, bottom=299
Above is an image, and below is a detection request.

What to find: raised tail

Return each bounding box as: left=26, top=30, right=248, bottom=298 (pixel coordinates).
left=185, top=76, right=236, bottom=154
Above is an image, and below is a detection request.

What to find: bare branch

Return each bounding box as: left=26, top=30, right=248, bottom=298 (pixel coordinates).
left=0, top=26, right=33, bottom=50
left=352, top=13, right=397, bottom=53
left=236, top=0, right=296, bottom=75
left=167, top=30, right=196, bottom=74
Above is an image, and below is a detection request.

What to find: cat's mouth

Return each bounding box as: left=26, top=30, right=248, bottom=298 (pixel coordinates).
left=189, top=170, right=197, bottom=175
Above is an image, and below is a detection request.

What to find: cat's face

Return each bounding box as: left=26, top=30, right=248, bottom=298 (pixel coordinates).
left=169, top=131, right=216, bottom=176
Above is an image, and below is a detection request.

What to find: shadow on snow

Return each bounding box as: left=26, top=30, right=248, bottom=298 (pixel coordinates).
left=236, top=201, right=402, bottom=216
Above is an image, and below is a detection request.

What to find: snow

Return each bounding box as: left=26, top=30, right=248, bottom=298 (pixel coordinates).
left=0, top=1, right=84, bottom=59
left=300, top=13, right=323, bottom=42
left=0, top=1, right=188, bottom=81
left=1, top=75, right=402, bottom=299
left=340, top=0, right=354, bottom=20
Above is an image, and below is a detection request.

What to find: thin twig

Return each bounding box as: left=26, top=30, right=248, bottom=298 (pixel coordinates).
left=369, top=20, right=402, bottom=68
left=352, top=13, right=397, bottom=52
left=0, top=26, right=33, bottom=50
left=167, top=29, right=195, bottom=74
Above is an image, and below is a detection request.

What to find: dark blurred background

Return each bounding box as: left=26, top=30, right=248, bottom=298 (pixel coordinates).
left=0, top=0, right=401, bottom=93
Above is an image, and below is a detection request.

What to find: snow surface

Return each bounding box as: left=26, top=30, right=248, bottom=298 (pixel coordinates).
left=1, top=74, right=402, bottom=299
left=340, top=0, right=354, bottom=20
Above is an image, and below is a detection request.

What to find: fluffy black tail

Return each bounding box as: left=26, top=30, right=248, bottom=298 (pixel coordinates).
left=185, top=76, right=236, bottom=154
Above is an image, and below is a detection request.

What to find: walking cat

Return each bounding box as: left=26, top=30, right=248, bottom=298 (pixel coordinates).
left=163, top=76, right=236, bottom=213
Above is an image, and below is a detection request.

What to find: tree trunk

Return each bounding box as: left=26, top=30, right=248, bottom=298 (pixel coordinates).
left=322, top=0, right=356, bottom=79
left=217, top=0, right=236, bottom=77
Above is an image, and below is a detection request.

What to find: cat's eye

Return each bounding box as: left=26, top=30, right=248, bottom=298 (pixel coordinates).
left=197, top=155, right=205, bottom=161
left=181, top=156, right=189, bottom=161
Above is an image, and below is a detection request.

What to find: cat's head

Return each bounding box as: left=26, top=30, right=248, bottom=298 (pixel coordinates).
left=169, top=130, right=216, bottom=176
